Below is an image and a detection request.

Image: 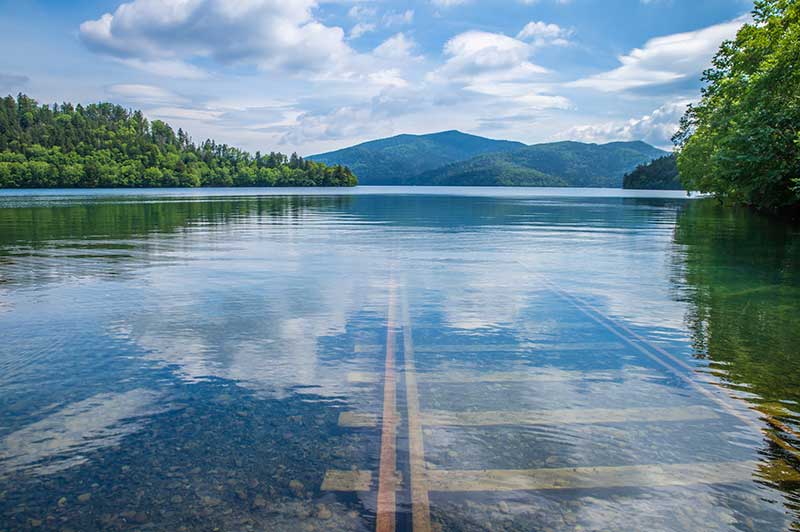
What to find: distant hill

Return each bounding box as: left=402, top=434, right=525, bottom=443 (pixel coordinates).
left=623, top=154, right=683, bottom=190
left=411, top=140, right=669, bottom=188
left=308, top=130, right=525, bottom=185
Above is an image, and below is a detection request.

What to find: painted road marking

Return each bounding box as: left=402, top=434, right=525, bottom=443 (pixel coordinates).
left=348, top=369, right=656, bottom=385
left=338, top=412, right=379, bottom=428
left=421, top=405, right=718, bottom=427
left=376, top=284, right=398, bottom=532
left=425, top=460, right=800, bottom=492
left=321, top=459, right=800, bottom=493
left=347, top=371, right=380, bottom=384
left=402, top=295, right=433, bottom=532
left=321, top=470, right=373, bottom=492
left=413, top=342, right=625, bottom=353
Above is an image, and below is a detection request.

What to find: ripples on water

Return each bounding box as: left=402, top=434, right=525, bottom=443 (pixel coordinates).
left=0, top=187, right=799, bottom=531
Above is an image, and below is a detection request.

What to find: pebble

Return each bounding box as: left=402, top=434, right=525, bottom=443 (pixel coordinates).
left=77, top=493, right=92, bottom=503
left=498, top=501, right=510, bottom=514
left=57, top=497, right=67, bottom=508
left=253, top=496, right=267, bottom=509
left=316, top=504, right=332, bottom=520
left=289, top=480, right=304, bottom=494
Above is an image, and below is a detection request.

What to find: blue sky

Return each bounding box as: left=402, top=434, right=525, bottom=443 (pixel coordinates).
left=0, top=0, right=754, bottom=155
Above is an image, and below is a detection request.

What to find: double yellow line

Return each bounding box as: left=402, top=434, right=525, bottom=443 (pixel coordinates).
left=375, top=285, right=433, bottom=532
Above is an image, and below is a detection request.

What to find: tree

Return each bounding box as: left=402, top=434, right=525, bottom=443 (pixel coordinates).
left=0, top=94, right=358, bottom=189
left=674, top=0, right=800, bottom=214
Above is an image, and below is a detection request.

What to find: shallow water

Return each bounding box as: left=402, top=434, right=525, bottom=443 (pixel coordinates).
left=0, top=187, right=799, bottom=531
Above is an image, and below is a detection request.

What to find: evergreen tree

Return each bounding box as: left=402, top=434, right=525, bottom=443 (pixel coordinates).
left=0, top=94, right=358, bottom=189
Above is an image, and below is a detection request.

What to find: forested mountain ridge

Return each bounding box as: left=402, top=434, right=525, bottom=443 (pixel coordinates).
left=308, top=130, right=525, bottom=185
left=623, top=155, right=683, bottom=190
left=0, top=94, right=357, bottom=188
left=411, top=140, right=668, bottom=187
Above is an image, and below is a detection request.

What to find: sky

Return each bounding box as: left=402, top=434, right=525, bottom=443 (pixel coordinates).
left=0, top=0, right=754, bottom=156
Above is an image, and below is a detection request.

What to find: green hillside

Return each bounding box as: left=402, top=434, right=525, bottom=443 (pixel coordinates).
left=308, top=130, right=525, bottom=185
left=0, top=93, right=356, bottom=188
left=623, top=154, right=683, bottom=190
left=411, top=140, right=668, bottom=187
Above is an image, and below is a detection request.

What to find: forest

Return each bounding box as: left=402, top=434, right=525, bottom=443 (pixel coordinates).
left=622, top=155, right=682, bottom=190
left=0, top=94, right=357, bottom=188
left=674, top=0, right=799, bottom=213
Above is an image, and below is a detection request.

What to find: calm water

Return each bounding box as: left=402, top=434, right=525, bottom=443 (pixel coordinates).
left=1, top=187, right=799, bottom=531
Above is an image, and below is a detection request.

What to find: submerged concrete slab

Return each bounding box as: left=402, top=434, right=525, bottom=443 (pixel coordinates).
left=321, top=470, right=373, bottom=491
left=425, top=460, right=800, bottom=492
left=421, top=405, right=719, bottom=427
left=338, top=411, right=379, bottom=428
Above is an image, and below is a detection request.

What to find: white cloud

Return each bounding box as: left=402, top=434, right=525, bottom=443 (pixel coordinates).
left=107, top=83, right=186, bottom=105
left=373, top=33, right=418, bottom=61
left=428, top=29, right=569, bottom=114
left=563, top=100, right=692, bottom=148
left=383, top=9, right=414, bottom=27
left=368, top=69, right=409, bottom=88
left=517, top=21, right=573, bottom=47
left=433, top=31, right=548, bottom=84
left=431, top=0, right=470, bottom=6
left=349, top=22, right=376, bottom=39
left=80, top=0, right=354, bottom=76
left=348, top=5, right=377, bottom=19
left=569, top=16, right=748, bottom=92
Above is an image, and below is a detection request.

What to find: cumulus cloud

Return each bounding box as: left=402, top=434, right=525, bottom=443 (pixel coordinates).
left=373, top=33, right=419, bottom=61
left=428, top=28, right=569, bottom=111
left=79, top=0, right=354, bottom=76
left=433, top=31, right=548, bottom=84
left=568, top=16, right=748, bottom=92
left=517, top=21, right=573, bottom=47
left=563, top=100, right=692, bottom=148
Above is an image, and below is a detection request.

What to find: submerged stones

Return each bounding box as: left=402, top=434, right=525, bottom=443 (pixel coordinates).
left=289, top=479, right=304, bottom=496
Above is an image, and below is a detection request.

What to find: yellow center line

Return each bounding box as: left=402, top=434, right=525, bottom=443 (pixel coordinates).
left=402, top=293, right=433, bottom=532
left=376, top=283, right=398, bottom=532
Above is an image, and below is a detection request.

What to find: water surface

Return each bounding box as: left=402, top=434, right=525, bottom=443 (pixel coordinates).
left=1, top=187, right=799, bottom=531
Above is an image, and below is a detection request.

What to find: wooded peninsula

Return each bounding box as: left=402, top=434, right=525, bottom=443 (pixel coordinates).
left=0, top=94, right=357, bottom=189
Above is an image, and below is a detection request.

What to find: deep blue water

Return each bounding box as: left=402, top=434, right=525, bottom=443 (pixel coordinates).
left=1, top=187, right=799, bottom=531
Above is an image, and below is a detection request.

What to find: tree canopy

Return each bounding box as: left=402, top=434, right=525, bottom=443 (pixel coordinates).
left=0, top=94, right=357, bottom=188
left=674, top=0, right=800, bottom=213
left=623, top=155, right=683, bottom=190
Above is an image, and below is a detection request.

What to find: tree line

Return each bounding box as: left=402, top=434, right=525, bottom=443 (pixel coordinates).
left=0, top=94, right=357, bottom=188
left=623, top=155, right=682, bottom=190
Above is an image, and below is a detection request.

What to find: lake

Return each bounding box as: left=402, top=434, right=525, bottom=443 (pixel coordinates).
left=1, top=187, right=799, bottom=531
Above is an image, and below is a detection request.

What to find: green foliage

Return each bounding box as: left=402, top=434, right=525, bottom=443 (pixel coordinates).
left=0, top=94, right=357, bottom=189
left=412, top=141, right=667, bottom=187
left=308, top=130, right=525, bottom=185
left=623, top=155, right=683, bottom=190
left=674, top=0, right=800, bottom=213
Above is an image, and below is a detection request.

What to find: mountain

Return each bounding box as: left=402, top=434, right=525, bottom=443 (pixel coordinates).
left=308, top=130, right=525, bottom=185
left=623, top=154, right=683, bottom=190
left=411, top=140, right=669, bottom=188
